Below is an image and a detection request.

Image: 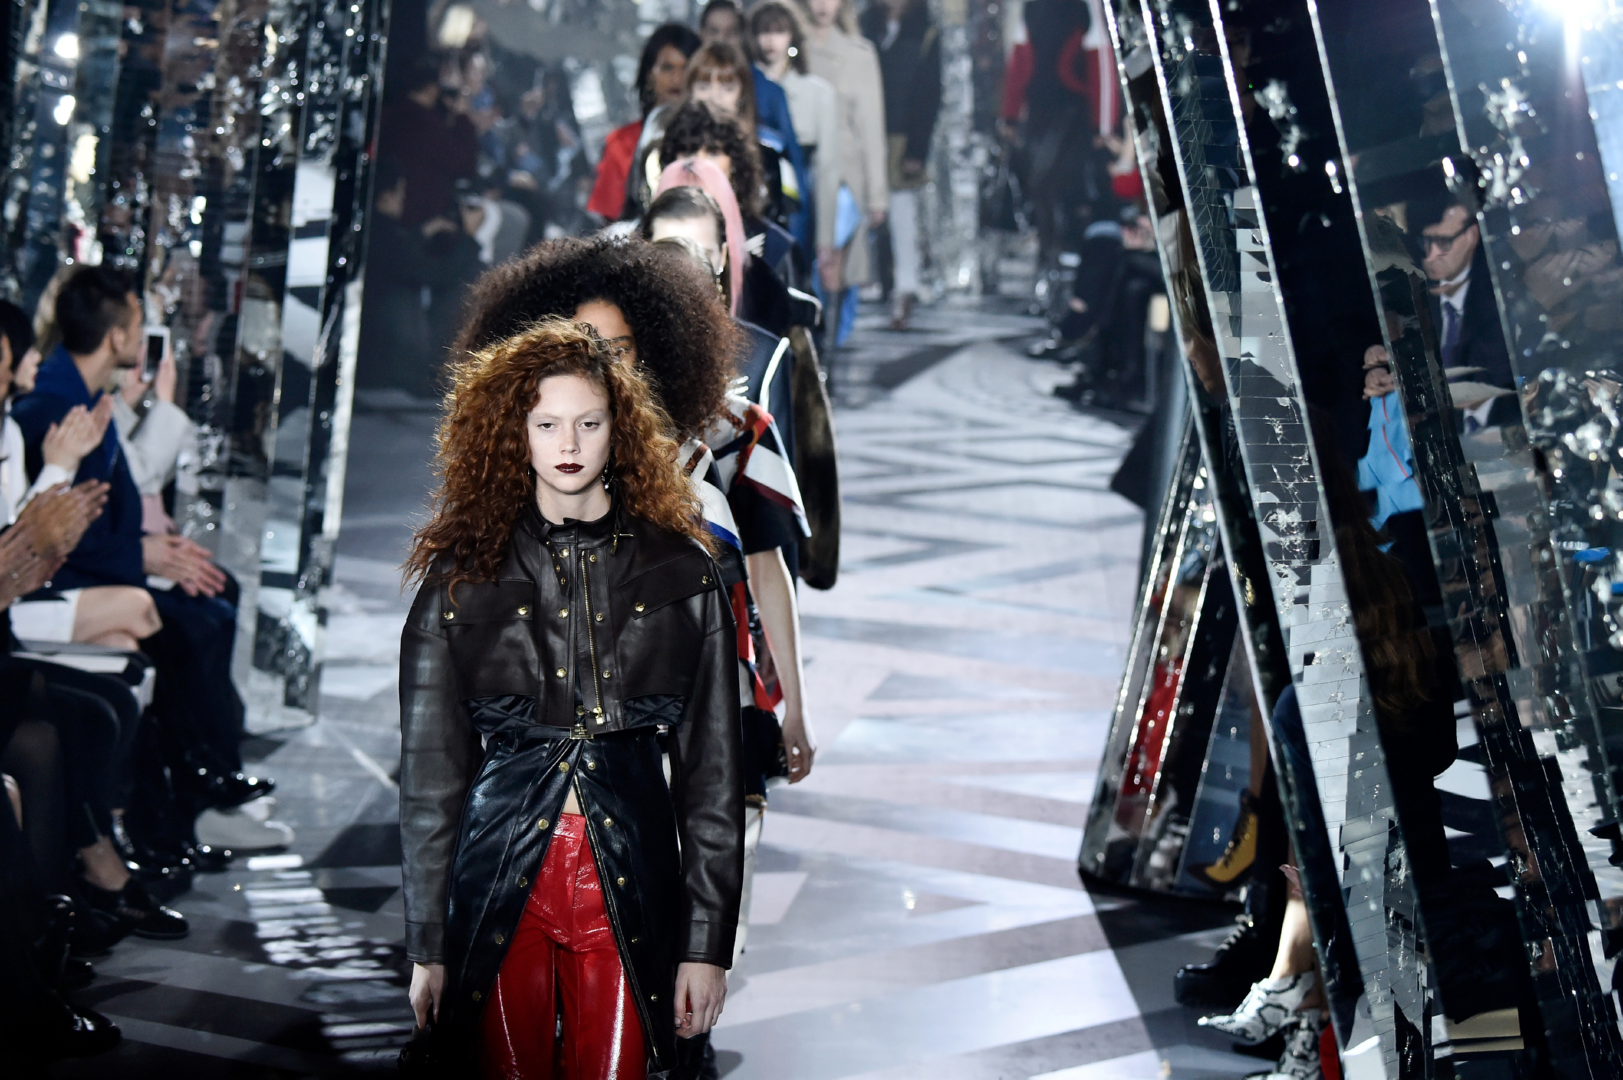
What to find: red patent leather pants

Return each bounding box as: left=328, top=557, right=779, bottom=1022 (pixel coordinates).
left=479, top=813, right=647, bottom=1080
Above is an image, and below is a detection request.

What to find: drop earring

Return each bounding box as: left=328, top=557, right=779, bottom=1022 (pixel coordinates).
left=601, top=462, right=613, bottom=492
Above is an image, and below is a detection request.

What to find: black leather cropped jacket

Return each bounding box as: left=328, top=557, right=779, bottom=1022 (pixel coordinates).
left=398, top=504, right=744, bottom=1066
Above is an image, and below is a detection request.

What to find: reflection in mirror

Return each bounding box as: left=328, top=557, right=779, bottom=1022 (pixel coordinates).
left=1100, top=0, right=1372, bottom=1059
left=1131, top=0, right=1452, bottom=1063
left=1308, top=0, right=1623, bottom=1069
left=1083, top=429, right=1242, bottom=896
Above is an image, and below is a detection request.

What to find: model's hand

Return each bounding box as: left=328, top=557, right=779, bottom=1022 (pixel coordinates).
left=409, top=963, right=446, bottom=1030
left=674, top=962, right=726, bottom=1036
left=142, top=533, right=227, bottom=597
left=781, top=709, right=817, bottom=783
left=818, top=246, right=844, bottom=294
left=41, top=397, right=113, bottom=471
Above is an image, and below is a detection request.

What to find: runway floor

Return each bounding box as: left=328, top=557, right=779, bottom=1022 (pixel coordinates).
left=49, top=297, right=1265, bottom=1078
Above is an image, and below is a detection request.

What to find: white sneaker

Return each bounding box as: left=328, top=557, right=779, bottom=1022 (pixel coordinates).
left=196, top=805, right=296, bottom=851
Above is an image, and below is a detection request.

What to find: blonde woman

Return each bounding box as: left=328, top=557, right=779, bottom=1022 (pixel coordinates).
left=797, top=0, right=887, bottom=307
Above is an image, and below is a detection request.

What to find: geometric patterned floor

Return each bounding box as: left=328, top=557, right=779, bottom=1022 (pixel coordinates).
left=48, top=297, right=1267, bottom=1077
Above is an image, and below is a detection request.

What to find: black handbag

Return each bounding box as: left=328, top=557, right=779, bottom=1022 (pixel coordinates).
left=397, top=1020, right=452, bottom=1078
left=741, top=705, right=789, bottom=797
left=980, top=146, right=1028, bottom=234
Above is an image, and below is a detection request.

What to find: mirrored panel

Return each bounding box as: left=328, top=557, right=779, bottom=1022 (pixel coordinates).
left=1133, top=0, right=1449, bottom=1063
left=1083, top=426, right=1245, bottom=897
left=1101, top=0, right=1372, bottom=1055
left=1306, top=0, right=1623, bottom=1070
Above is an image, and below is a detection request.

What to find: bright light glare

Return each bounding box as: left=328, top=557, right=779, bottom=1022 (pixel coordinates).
left=53, top=33, right=78, bottom=60
left=52, top=94, right=75, bottom=126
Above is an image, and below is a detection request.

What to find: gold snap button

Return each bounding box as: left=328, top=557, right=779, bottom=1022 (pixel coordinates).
left=559, top=762, right=570, bottom=772
left=630, top=936, right=639, bottom=943
left=560, top=548, right=569, bottom=557
left=472, top=990, right=482, bottom=1002
left=702, top=575, right=711, bottom=584
left=537, top=818, right=550, bottom=830
left=650, top=994, right=658, bottom=1002
left=494, top=932, right=505, bottom=945
left=633, top=602, right=645, bottom=613
left=589, top=553, right=597, bottom=563
left=602, top=669, right=612, bottom=680
left=556, top=668, right=567, bottom=678
left=518, top=876, right=528, bottom=888
left=595, top=613, right=604, bottom=622
left=442, top=610, right=454, bottom=620
left=586, top=760, right=596, bottom=770
left=576, top=705, right=586, bottom=716
left=517, top=606, right=530, bottom=616
left=603, top=817, right=613, bottom=827
left=616, top=876, right=626, bottom=886
left=558, top=608, right=568, bottom=617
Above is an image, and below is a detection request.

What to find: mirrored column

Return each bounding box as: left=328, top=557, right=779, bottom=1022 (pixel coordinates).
left=1101, top=0, right=1373, bottom=1054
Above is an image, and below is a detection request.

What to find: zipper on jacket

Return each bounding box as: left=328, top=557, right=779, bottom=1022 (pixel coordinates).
left=580, top=550, right=606, bottom=729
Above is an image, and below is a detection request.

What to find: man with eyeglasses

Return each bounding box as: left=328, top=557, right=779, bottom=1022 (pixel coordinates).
left=1418, top=199, right=1516, bottom=429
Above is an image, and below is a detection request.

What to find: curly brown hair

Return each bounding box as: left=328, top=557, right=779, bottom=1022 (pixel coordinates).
left=658, top=101, right=765, bottom=219
left=405, top=319, right=712, bottom=592
left=454, top=235, right=740, bottom=440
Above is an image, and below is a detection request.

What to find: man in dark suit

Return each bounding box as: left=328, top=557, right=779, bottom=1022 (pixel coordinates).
left=1419, top=199, right=1517, bottom=428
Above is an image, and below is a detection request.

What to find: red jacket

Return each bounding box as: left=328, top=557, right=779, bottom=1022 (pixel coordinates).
left=588, top=121, right=642, bottom=220
left=1000, top=34, right=1118, bottom=133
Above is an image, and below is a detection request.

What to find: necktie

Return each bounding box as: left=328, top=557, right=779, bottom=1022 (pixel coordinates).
left=1440, top=302, right=1461, bottom=370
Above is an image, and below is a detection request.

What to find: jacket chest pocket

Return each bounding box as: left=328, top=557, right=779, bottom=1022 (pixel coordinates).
left=616, top=568, right=715, bottom=697
left=442, top=579, right=540, bottom=698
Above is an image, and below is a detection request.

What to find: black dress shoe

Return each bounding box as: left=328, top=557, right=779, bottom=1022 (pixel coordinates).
left=82, top=878, right=189, bottom=941
left=1173, top=916, right=1273, bottom=1009
left=190, top=766, right=275, bottom=810
left=42, top=999, right=122, bottom=1059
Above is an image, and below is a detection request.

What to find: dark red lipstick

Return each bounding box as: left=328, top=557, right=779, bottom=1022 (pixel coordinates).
left=555, top=463, right=584, bottom=474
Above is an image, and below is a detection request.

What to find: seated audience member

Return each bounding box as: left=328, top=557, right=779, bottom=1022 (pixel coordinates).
left=1, top=481, right=125, bottom=1067
left=1046, top=207, right=1164, bottom=410
left=8, top=268, right=274, bottom=860
left=1, top=299, right=160, bottom=651
left=1415, top=196, right=1516, bottom=429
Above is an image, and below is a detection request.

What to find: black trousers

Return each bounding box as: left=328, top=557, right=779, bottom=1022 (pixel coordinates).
left=145, top=575, right=245, bottom=777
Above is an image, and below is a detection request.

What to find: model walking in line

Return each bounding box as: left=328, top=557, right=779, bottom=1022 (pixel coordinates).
left=398, top=319, right=744, bottom=1078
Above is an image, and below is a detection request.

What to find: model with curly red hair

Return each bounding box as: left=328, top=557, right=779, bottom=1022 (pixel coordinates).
left=397, top=319, right=743, bottom=1079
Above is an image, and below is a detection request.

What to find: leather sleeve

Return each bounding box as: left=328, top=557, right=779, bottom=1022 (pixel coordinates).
left=667, top=565, right=746, bottom=967
left=399, top=579, right=482, bottom=963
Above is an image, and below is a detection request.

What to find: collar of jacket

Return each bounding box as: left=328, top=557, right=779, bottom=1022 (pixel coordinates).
left=518, top=498, right=626, bottom=550
left=34, top=347, right=96, bottom=406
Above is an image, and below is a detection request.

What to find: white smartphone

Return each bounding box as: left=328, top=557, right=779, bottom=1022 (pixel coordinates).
left=142, top=326, right=169, bottom=382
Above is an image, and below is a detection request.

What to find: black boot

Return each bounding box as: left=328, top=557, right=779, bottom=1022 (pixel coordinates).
left=39, top=997, right=122, bottom=1060
left=78, top=877, right=188, bottom=946
left=1175, top=873, right=1281, bottom=1009
left=1173, top=913, right=1274, bottom=1009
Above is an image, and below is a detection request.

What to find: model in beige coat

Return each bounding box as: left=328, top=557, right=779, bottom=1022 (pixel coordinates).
left=799, top=0, right=888, bottom=290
